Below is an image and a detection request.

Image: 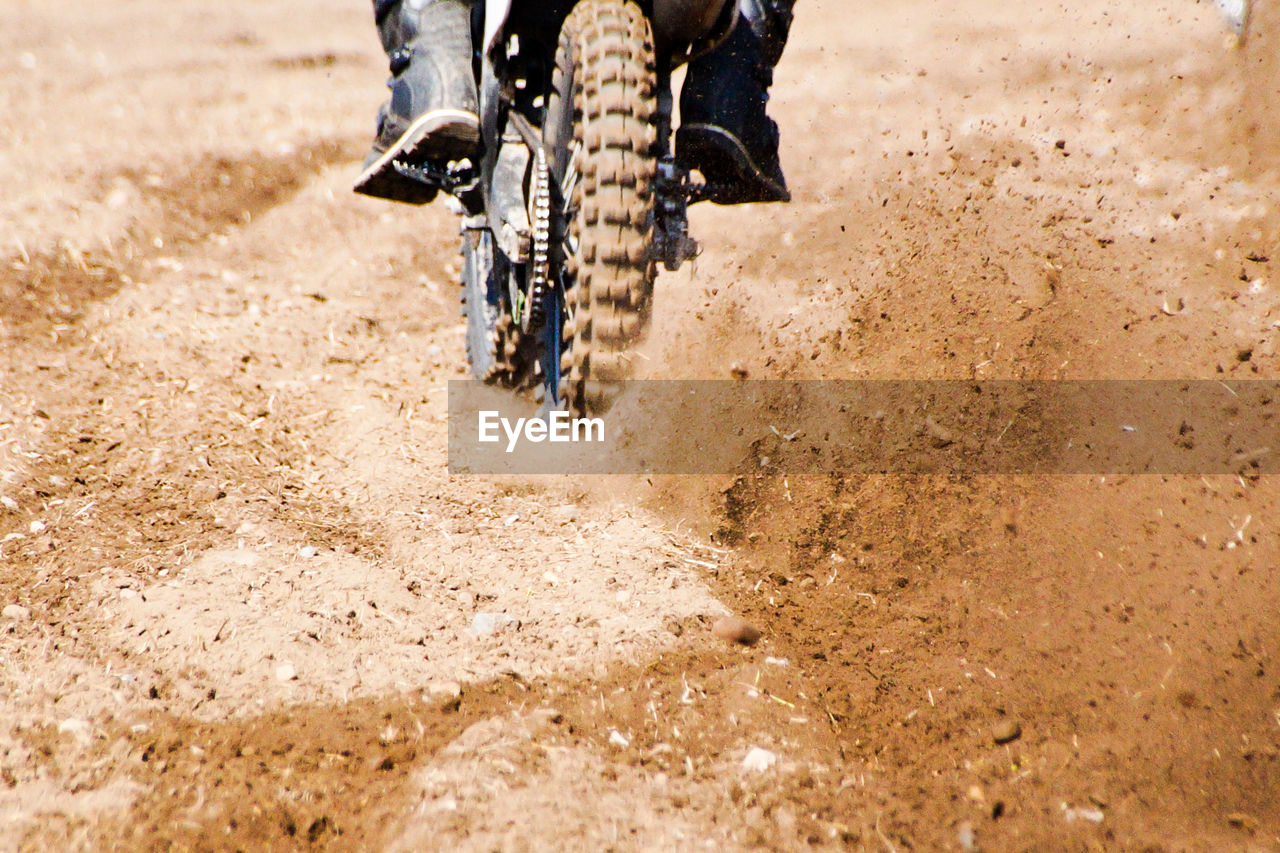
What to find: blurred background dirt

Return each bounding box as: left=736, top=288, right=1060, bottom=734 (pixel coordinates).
left=1, top=0, right=1278, bottom=850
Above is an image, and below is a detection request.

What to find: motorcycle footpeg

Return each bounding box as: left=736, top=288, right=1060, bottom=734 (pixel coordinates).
left=391, top=158, right=478, bottom=197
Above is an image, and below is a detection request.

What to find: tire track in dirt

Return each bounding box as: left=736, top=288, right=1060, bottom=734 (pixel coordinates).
left=1, top=144, right=740, bottom=850
left=0, top=143, right=391, bottom=849
left=0, top=140, right=374, bottom=608
left=21, top=647, right=847, bottom=851
left=0, top=139, right=360, bottom=336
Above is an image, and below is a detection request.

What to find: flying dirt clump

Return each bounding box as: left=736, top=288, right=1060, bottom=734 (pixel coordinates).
left=712, top=615, right=763, bottom=645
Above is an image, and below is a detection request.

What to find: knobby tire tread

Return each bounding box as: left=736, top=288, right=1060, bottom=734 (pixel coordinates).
left=554, top=0, right=658, bottom=415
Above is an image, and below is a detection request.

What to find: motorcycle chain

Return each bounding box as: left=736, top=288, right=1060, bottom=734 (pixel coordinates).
left=522, top=147, right=552, bottom=331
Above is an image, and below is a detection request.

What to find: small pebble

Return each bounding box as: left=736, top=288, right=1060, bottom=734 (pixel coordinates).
left=925, top=416, right=955, bottom=448
left=2, top=604, right=30, bottom=620
left=1227, top=812, right=1258, bottom=831
left=742, top=746, right=777, bottom=772
left=992, top=718, right=1022, bottom=744
left=957, top=821, right=977, bottom=851
left=530, top=708, right=564, bottom=726
left=1062, top=805, right=1104, bottom=824
left=105, top=187, right=132, bottom=209
left=424, top=681, right=462, bottom=712
left=57, top=718, right=92, bottom=745
left=713, top=616, right=762, bottom=646
left=470, top=612, right=514, bottom=636
left=299, top=545, right=319, bottom=559
left=608, top=730, right=630, bottom=748
left=275, top=662, right=297, bottom=682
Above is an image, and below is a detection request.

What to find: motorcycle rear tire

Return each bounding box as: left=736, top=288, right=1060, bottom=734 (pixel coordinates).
left=546, top=0, right=658, bottom=415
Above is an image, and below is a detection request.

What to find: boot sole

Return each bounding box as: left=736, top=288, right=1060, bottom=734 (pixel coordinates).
left=353, top=109, right=481, bottom=205
left=677, top=124, right=791, bottom=205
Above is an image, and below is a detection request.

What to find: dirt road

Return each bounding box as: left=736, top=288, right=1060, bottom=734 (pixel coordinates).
left=2, top=1, right=1278, bottom=850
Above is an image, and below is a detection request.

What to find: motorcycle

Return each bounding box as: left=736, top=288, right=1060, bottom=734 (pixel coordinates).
left=403, top=0, right=736, bottom=414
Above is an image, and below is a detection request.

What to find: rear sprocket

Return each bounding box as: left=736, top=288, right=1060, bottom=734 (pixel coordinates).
left=461, top=228, right=536, bottom=387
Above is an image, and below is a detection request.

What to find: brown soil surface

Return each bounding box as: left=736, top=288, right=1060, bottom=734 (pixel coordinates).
left=3, top=1, right=1279, bottom=851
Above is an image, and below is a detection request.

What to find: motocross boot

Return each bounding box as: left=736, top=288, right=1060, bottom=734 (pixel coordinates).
left=677, top=0, right=795, bottom=204
left=354, top=0, right=480, bottom=204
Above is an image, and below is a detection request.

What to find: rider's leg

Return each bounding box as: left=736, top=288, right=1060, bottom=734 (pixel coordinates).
left=354, top=0, right=480, bottom=204
left=677, top=0, right=795, bottom=205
